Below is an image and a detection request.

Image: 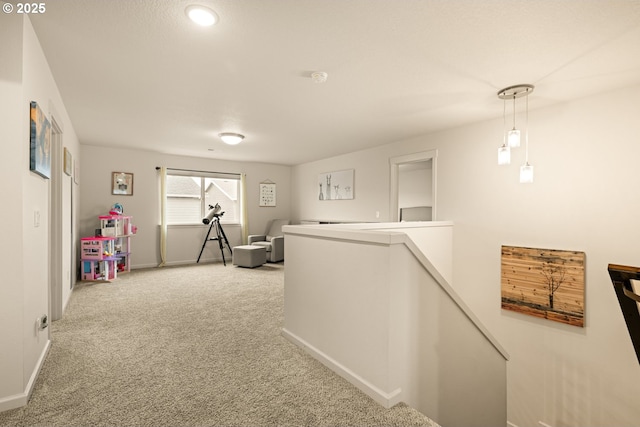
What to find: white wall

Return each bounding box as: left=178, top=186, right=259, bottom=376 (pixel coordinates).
left=79, top=145, right=291, bottom=268
left=0, top=12, right=27, bottom=408
left=290, top=85, right=640, bottom=427
left=291, top=144, right=394, bottom=223
left=0, top=15, right=80, bottom=410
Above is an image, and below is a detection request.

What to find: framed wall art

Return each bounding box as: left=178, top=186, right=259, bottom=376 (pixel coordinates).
left=318, top=169, right=354, bottom=200
left=259, top=180, right=276, bottom=207
left=112, top=172, right=134, bottom=196
left=29, top=101, right=52, bottom=179
left=64, top=147, right=72, bottom=176
left=501, top=245, right=585, bottom=327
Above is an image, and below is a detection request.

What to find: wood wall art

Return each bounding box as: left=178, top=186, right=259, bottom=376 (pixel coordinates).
left=501, top=245, right=585, bottom=327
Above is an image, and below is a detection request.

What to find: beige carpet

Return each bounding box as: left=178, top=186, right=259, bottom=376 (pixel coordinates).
left=0, top=262, right=438, bottom=427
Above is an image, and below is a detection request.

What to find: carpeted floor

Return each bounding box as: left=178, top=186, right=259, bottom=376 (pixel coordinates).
left=0, top=262, right=438, bottom=427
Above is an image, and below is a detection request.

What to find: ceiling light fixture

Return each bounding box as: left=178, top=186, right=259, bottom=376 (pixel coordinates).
left=497, top=94, right=511, bottom=165
left=311, top=71, right=328, bottom=83
left=186, top=5, right=218, bottom=27
left=219, top=132, right=244, bottom=145
left=497, top=84, right=535, bottom=183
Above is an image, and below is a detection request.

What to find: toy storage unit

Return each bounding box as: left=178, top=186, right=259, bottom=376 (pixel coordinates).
left=98, top=215, right=135, bottom=274
left=79, top=215, right=136, bottom=282
left=80, top=236, right=118, bottom=281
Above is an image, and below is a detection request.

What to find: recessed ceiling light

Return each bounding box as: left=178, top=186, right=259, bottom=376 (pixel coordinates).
left=219, top=132, right=244, bottom=145
left=186, top=5, right=218, bottom=27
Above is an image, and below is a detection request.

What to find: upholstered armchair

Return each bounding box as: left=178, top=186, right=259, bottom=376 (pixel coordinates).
left=248, top=219, right=289, bottom=262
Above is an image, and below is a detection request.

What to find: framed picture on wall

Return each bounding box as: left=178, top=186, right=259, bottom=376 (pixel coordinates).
left=318, top=169, right=354, bottom=200
left=112, top=172, right=134, bottom=196
left=259, top=181, right=276, bottom=206
left=29, top=101, right=52, bottom=179
left=64, top=147, right=72, bottom=176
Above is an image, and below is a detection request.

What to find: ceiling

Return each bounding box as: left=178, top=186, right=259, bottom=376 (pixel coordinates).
left=29, top=0, right=640, bottom=166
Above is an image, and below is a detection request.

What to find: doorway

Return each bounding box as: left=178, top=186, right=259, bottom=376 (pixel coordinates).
left=389, top=150, right=437, bottom=222
left=49, top=117, right=64, bottom=321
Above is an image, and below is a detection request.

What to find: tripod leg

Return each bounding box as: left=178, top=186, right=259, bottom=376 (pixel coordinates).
left=217, top=222, right=233, bottom=255
left=215, top=221, right=227, bottom=266
left=197, top=221, right=215, bottom=263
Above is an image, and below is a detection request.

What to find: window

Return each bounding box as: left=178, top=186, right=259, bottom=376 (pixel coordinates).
left=165, top=171, right=240, bottom=225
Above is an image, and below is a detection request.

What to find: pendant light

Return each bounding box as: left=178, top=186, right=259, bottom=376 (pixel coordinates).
left=497, top=95, right=510, bottom=165
left=507, top=93, right=521, bottom=148
left=519, top=90, right=534, bottom=183
left=497, top=84, right=534, bottom=183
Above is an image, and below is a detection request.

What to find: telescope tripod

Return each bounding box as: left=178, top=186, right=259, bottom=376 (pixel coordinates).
left=197, top=216, right=233, bottom=265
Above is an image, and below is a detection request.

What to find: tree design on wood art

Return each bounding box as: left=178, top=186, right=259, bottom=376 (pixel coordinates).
left=500, top=246, right=585, bottom=327
left=539, top=256, right=567, bottom=310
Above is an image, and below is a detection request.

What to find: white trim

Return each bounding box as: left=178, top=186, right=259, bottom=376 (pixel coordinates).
left=0, top=339, right=51, bottom=412
left=281, top=328, right=403, bottom=408
left=49, top=115, right=63, bottom=321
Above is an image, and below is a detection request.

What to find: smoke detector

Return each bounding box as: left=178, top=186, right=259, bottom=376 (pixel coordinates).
left=311, top=71, right=328, bottom=83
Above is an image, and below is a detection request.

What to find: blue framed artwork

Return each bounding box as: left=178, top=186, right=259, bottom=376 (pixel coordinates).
left=30, top=101, right=51, bottom=179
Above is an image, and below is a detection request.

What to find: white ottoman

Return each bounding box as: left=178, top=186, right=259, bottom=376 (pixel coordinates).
left=232, top=245, right=267, bottom=268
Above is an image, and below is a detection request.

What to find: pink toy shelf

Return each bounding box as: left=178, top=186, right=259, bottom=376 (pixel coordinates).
left=81, top=258, right=118, bottom=281
left=80, top=214, right=137, bottom=281
left=98, top=215, right=133, bottom=237
left=80, top=236, right=118, bottom=281
left=81, top=236, right=116, bottom=260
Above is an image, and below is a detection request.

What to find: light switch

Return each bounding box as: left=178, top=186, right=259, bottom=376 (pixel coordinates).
left=34, top=210, right=40, bottom=227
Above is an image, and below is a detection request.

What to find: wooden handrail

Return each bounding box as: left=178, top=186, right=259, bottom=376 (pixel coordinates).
left=607, top=264, right=640, bottom=364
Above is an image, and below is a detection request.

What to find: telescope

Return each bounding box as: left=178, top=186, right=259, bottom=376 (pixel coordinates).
left=202, top=203, right=223, bottom=224
left=198, top=203, right=232, bottom=265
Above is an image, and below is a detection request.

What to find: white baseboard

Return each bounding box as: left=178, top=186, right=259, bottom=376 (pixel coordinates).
left=281, top=328, right=402, bottom=408
left=0, top=339, right=51, bottom=412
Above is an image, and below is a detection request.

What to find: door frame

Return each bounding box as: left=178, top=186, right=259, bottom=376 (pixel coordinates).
left=49, top=116, right=63, bottom=321
left=389, top=150, right=438, bottom=222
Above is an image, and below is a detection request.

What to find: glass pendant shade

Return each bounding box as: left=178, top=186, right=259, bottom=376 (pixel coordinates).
left=520, top=162, right=534, bottom=183
left=498, top=144, right=510, bottom=165
left=508, top=128, right=521, bottom=147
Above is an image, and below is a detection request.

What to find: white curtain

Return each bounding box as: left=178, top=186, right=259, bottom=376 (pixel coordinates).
left=159, top=166, right=167, bottom=267
left=240, top=173, right=249, bottom=245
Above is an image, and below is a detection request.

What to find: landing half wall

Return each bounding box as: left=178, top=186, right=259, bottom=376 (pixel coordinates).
left=282, top=222, right=508, bottom=427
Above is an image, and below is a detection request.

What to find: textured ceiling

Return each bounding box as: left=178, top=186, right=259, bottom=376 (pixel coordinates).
left=28, top=0, right=640, bottom=165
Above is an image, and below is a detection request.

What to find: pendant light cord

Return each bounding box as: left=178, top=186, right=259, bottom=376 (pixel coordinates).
left=512, top=95, right=516, bottom=130
left=503, top=97, right=507, bottom=145
left=525, top=89, right=529, bottom=163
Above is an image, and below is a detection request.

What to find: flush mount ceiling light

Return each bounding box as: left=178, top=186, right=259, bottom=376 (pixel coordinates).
left=497, top=84, right=535, bottom=183
left=219, top=132, right=244, bottom=145
left=186, top=5, right=218, bottom=26
left=311, top=71, right=328, bottom=83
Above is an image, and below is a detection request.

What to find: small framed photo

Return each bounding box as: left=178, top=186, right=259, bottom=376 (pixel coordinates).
left=112, top=172, right=133, bottom=196
left=63, top=147, right=72, bottom=176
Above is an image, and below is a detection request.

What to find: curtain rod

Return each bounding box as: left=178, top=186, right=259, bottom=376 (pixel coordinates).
left=155, top=167, right=240, bottom=176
